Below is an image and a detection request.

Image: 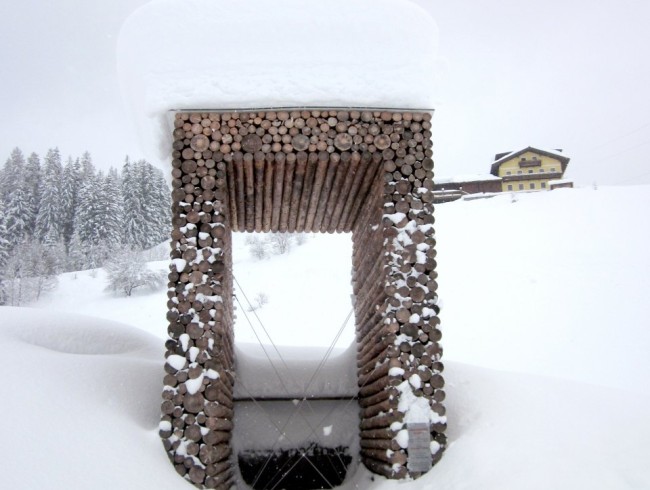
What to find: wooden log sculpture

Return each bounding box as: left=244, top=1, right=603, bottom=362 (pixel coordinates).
left=162, top=109, right=445, bottom=489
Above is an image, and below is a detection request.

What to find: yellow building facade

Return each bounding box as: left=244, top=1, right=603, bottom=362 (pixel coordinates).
left=490, top=147, right=570, bottom=193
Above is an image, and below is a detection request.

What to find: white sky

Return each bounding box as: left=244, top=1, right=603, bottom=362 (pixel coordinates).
left=1, top=0, right=649, bottom=185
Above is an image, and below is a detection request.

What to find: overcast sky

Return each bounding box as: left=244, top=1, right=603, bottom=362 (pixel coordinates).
left=2, top=0, right=649, bottom=185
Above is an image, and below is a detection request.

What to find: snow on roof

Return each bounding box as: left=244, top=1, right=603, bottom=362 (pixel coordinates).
left=492, top=147, right=568, bottom=166
left=492, top=150, right=518, bottom=165
left=435, top=174, right=501, bottom=184
left=117, top=0, right=440, bottom=164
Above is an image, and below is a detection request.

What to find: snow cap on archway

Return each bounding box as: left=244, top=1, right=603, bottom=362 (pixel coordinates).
left=117, top=0, right=440, bottom=164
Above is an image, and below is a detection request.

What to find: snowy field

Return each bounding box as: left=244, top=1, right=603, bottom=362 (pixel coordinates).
left=2, top=185, right=650, bottom=489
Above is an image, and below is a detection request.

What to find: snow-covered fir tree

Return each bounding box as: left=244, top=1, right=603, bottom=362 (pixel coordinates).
left=66, top=231, right=85, bottom=272
left=24, top=152, right=42, bottom=237
left=79, top=151, right=94, bottom=179
left=0, top=148, right=31, bottom=245
left=0, top=209, right=9, bottom=271
left=60, top=156, right=81, bottom=249
left=72, top=151, right=100, bottom=264
left=75, top=169, right=106, bottom=268
left=138, top=159, right=158, bottom=247
left=0, top=209, right=8, bottom=305
left=35, top=148, right=64, bottom=243
left=139, top=159, right=171, bottom=248
left=122, top=158, right=170, bottom=250
left=121, top=156, right=144, bottom=249
left=97, top=168, right=124, bottom=251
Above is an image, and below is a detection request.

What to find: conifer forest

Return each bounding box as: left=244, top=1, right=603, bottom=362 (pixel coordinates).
left=0, top=147, right=171, bottom=305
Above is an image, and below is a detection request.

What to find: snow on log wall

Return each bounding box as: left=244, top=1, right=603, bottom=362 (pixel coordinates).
left=161, top=109, right=445, bottom=488
left=161, top=146, right=236, bottom=488
left=350, top=111, right=446, bottom=477
left=117, top=0, right=439, bottom=164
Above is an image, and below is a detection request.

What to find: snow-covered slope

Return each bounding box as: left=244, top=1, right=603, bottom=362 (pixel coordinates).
left=436, top=185, right=650, bottom=394
left=2, top=185, right=650, bottom=489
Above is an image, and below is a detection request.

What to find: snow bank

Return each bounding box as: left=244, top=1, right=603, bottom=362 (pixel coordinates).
left=401, top=362, right=650, bottom=490
left=436, top=186, right=650, bottom=394
left=33, top=260, right=170, bottom=340
left=117, top=0, right=439, bottom=164
left=0, top=307, right=183, bottom=489
left=3, top=306, right=650, bottom=489
left=7, top=307, right=155, bottom=355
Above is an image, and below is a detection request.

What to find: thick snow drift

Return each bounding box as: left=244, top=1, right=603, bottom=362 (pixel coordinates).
left=2, top=305, right=650, bottom=489
left=5, top=186, right=650, bottom=488
left=117, top=0, right=439, bottom=163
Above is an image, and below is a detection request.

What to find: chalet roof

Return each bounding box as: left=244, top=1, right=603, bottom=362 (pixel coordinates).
left=490, top=146, right=570, bottom=176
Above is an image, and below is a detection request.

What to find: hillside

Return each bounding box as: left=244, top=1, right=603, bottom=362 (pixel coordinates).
left=2, top=185, right=650, bottom=489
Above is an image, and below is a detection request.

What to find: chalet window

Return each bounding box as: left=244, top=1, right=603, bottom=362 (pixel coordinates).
left=528, top=170, right=533, bottom=173
left=540, top=169, right=545, bottom=172
left=530, top=183, right=535, bottom=189
left=506, top=171, right=511, bottom=175
left=517, top=170, right=522, bottom=174
left=541, top=182, right=547, bottom=189
left=551, top=167, right=556, bottom=172
left=507, top=184, right=513, bottom=191
left=518, top=184, right=524, bottom=190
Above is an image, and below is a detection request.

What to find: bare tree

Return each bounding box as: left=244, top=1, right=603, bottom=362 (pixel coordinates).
left=104, top=250, right=166, bottom=297
left=0, top=240, right=59, bottom=305
left=1, top=253, right=26, bottom=306
left=247, top=235, right=268, bottom=260
left=268, top=232, right=293, bottom=255
left=247, top=292, right=269, bottom=312
left=245, top=232, right=303, bottom=261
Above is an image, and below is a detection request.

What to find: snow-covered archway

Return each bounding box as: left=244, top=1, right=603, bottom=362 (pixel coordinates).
left=117, top=1, right=443, bottom=488
left=161, top=108, right=445, bottom=488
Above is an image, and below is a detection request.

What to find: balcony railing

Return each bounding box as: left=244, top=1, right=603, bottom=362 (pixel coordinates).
left=519, top=159, right=542, bottom=167
left=502, top=172, right=562, bottom=182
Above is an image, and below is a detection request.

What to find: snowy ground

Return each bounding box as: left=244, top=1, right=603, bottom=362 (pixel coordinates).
left=2, top=185, right=650, bottom=489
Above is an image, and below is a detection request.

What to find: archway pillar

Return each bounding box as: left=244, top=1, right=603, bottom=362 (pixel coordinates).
left=352, top=127, right=445, bottom=479
left=161, top=169, right=236, bottom=488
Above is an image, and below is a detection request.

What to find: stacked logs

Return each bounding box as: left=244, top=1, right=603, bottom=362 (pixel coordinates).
left=171, top=110, right=402, bottom=234
left=351, top=112, right=446, bottom=478
left=162, top=121, right=236, bottom=489
left=162, top=109, right=445, bottom=488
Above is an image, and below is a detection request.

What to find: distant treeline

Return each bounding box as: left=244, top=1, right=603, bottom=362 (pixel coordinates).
left=0, top=147, right=171, bottom=304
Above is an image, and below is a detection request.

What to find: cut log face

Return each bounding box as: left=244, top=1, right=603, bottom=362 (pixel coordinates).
left=163, top=108, right=444, bottom=488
